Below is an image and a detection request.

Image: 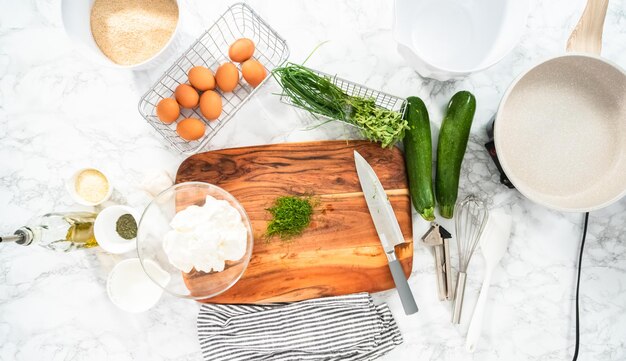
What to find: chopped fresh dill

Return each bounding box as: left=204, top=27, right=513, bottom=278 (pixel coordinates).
left=265, top=196, right=314, bottom=240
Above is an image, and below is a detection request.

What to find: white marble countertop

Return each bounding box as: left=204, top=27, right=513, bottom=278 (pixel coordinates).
left=1, top=0, right=625, bottom=360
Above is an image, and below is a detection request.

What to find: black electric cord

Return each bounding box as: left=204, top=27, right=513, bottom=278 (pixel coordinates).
left=572, top=212, right=589, bottom=361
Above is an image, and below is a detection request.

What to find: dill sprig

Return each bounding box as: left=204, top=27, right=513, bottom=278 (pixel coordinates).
left=272, top=63, right=408, bottom=148
left=265, top=196, right=314, bottom=240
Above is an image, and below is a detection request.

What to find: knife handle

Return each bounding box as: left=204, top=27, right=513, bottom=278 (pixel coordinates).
left=388, top=259, right=419, bottom=315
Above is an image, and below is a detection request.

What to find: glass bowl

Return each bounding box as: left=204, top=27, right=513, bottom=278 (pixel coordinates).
left=137, top=182, right=254, bottom=300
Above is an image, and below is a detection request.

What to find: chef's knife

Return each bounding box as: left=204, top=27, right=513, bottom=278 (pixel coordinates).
left=354, top=150, right=418, bottom=315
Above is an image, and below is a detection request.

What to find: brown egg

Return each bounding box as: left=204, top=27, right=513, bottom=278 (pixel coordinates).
left=174, top=84, right=199, bottom=108
left=241, top=59, right=267, bottom=88
left=188, top=66, right=215, bottom=91
left=156, top=98, right=180, bottom=124
left=215, top=63, right=239, bottom=92
left=176, top=118, right=206, bottom=141
left=228, top=38, right=255, bottom=62
left=199, top=90, right=223, bottom=120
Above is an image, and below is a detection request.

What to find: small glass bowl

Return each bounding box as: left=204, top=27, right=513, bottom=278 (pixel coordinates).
left=136, top=182, right=253, bottom=300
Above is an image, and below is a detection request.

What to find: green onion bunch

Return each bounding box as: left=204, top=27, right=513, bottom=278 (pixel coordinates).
left=273, top=63, right=408, bottom=148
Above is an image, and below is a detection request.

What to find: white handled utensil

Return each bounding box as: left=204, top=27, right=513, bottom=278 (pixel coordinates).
left=465, top=208, right=513, bottom=352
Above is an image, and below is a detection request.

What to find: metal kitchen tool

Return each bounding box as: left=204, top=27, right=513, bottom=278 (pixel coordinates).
left=466, top=208, right=513, bottom=352
left=421, top=223, right=453, bottom=301
left=452, top=195, right=489, bottom=324
left=354, top=150, right=418, bottom=315
left=439, top=225, right=453, bottom=301
left=138, top=3, right=290, bottom=154
left=421, top=223, right=446, bottom=300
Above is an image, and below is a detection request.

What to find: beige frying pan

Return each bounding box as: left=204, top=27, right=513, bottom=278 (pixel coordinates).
left=495, top=0, right=626, bottom=212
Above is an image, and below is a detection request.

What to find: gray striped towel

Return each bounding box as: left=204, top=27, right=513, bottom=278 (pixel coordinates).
left=197, top=293, right=403, bottom=361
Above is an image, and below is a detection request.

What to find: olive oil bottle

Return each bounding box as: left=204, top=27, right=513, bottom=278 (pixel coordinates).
left=0, top=212, right=98, bottom=252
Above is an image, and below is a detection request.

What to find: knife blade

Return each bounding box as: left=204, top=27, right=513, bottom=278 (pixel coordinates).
left=354, top=150, right=418, bottom=315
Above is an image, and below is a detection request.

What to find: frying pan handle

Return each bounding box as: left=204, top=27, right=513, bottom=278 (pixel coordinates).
left=566, top=0, right=609, bottom=55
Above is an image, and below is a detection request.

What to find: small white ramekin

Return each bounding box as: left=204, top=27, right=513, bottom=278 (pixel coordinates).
left=60, top=0, right=183, bottom=71
left=67, top=167, right=113, bottom=206
left=107, top=258, right=169, bottom=313
left=94, top=205, right=140, bottom=254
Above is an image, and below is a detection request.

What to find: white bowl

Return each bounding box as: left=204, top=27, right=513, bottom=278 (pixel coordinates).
left=393, top=0, right=529, bottom=80
left=94, top=205, right=141, bottom=254
left=60, top=0, right=182, bottom=71
left=67, top=167, right=113, bottom=206
left=107, top=258, right=170, bottom=313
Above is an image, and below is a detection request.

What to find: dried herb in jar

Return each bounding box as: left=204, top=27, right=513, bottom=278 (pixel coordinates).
left=265, top=196, right=314, bottom=240
left=116, top=213, right=137, bottom=240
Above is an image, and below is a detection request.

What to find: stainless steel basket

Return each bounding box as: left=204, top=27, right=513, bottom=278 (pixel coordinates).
left=279, top=66, right=407, bottom=128
left=138, top=3, right=289, bottom=154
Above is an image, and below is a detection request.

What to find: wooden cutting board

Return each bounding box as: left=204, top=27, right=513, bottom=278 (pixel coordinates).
left=176, top=140, right=413, bottom=303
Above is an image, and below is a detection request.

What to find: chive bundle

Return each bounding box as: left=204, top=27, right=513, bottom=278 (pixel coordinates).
left=273, top=63, right=408, bottom=148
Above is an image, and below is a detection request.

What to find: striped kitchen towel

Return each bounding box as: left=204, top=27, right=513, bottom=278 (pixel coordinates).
left=197, top=293, right=403, bottom=361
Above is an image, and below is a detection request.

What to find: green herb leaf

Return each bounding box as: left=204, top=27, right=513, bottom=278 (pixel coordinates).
left=265, top=196, right=314, bottom=240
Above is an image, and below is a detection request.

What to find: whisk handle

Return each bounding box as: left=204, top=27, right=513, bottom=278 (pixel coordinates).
left=389, top=259, right=419, bottom=315
left=452, top=271, right=467, bottom=324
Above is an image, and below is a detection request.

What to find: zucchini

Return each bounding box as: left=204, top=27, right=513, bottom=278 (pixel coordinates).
left=403, top=96, right=435, bottom=221
left=436, top=91, right=476, bottom=218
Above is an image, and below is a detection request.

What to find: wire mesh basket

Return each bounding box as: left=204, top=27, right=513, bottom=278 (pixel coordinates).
left=278, top=66, right=407, bottom=129
left=138, top=3, right=289, bottom=154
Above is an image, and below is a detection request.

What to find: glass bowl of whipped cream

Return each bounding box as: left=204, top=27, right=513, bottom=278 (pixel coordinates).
left=137, top=181, right=254, bottom=299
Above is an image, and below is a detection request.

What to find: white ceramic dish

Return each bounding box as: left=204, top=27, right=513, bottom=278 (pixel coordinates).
left=94, top=205, right=140, bottom=254
left=393, top=0, right=529, bottom=80
left=107, top=258, right=170, bottom=313
left=66, top=167, right=112, bottom=206
left=60, top=0, right=182, bottom=71
left=494, top=0, right=626, bottom=212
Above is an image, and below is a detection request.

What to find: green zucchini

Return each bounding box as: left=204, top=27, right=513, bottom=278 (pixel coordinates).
left=403, top=96, right=435, bottom=221
left=436, top=91, right=476, bottom=218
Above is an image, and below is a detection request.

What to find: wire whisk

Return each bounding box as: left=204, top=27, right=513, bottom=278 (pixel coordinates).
left=452, top=195, right=489, bottom=324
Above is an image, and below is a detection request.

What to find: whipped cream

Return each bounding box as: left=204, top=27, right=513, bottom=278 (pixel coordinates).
left=162, top=195, right=247, bottom=273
